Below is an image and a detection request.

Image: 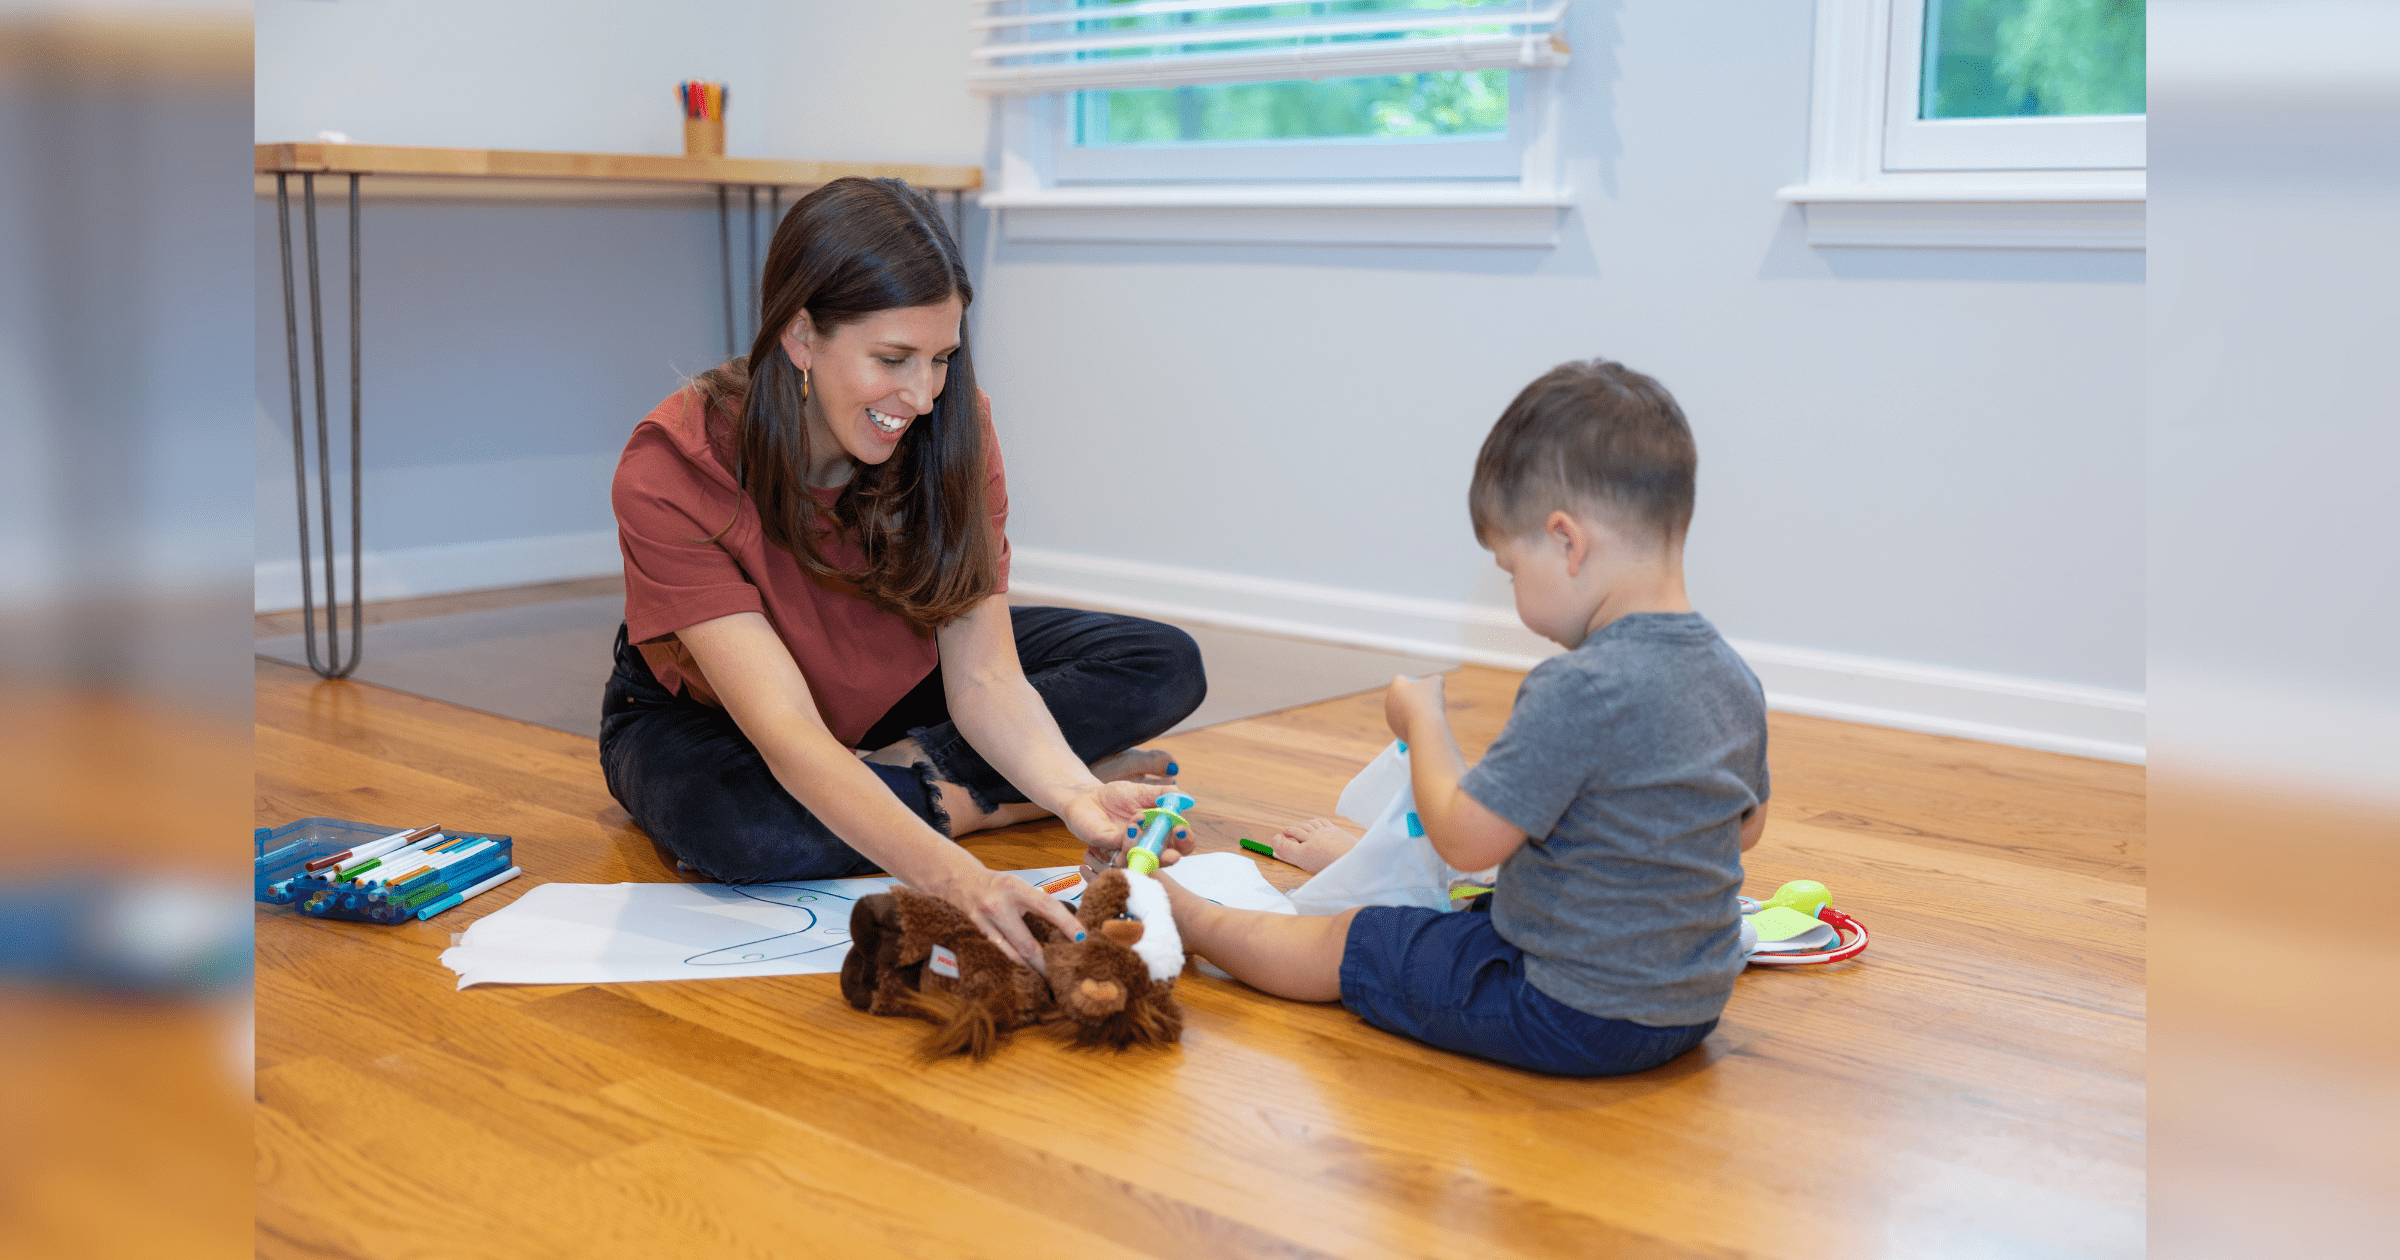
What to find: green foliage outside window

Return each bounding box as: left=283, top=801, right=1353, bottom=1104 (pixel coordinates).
left=1067, top=1, right=1515, bottom=146
left=1080, top=70, right=1507, bottom=145
left=1922, top=0, right=2146, bottom=119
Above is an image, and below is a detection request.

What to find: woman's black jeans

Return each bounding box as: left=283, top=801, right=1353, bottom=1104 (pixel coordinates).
left=598, top=606, right=1206, bottom=883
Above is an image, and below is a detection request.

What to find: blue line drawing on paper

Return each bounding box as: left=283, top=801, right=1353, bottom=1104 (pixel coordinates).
left=681, top=880, right=868, bottom=966
left=678, top=872, right=1084, bottom=967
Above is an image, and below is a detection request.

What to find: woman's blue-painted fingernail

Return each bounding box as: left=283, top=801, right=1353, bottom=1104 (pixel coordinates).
left=1075, top=931, right=1087, bottom=941
left=1166, top=762, right=1179, bottom=775
left=1127, top=825, right=1138, bottom=838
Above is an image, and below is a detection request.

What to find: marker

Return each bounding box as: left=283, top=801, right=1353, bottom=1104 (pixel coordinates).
left=397, top=846, right=509, bottom=895
left=393, top=851, right=506, bottom=899
left=336, top=831, right=449, bottom=878
left=413, top=866, right=522, bottom=920
left=304, top=824, right=439, bottom=873
left=368, top=840, right=496, bottom=888
left=401, top=861, right=507, bottom=913
left=339, top=832, right=458, bottom=880
left=1238, top=837, right=1275, bottom=857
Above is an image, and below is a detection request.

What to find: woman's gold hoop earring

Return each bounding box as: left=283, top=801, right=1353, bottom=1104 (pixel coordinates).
left=800, top=366, right=810, bottom=406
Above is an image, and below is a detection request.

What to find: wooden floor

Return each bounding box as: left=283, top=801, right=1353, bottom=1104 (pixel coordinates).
left=255, top=641, right=2146, bottom=1258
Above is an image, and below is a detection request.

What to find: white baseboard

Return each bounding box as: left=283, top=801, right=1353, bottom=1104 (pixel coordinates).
left=1009, top=547, right=2146, bottom=765
left=255, top=529, right=619, bottom=613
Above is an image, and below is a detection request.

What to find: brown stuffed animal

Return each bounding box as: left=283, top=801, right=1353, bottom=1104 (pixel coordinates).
left=840, top=868, right=1185, bottom=1059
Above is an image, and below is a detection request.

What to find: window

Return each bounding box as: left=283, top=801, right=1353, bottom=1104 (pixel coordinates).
left=1887, top=0, right=2145, bottom=171
left=1056, top=68, right=1521, bottom=184
left=1778, top=0, right=2147, bottom=249
left=974, top=1, right=1575, bottom=247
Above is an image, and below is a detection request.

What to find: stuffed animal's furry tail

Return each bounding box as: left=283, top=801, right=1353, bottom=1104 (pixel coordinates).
left=902, top=986, right=1008, bottom=1061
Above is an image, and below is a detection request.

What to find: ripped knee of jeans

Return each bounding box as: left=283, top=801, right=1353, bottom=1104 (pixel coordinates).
left=908, top=759, right=957, bottom=838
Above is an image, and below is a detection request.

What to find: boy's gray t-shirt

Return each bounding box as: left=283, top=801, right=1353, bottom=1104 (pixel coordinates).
left=1459, top=612, right=1767, bottom=1027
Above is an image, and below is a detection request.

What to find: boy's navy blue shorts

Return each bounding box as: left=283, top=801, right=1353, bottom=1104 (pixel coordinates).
left=1338, top=899, right=1717, bottom=1077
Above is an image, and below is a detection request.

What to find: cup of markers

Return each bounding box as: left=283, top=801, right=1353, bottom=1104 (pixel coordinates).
left=256, top=818, right=520, bottom=925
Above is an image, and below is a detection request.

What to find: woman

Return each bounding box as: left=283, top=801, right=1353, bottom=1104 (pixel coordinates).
left=601, top=177, right=1205, bottom=965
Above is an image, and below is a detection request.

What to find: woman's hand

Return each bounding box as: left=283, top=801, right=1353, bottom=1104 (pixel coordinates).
left=922, top=861, right=1088, bottom=969
left=1064, top=780, right=1187, bottom=877
left=1384, top=673, right=1448, bottom=741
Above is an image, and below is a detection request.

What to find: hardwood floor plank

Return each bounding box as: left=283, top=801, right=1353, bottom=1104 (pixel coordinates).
left=589, top=1078, right=1168, bottom=1259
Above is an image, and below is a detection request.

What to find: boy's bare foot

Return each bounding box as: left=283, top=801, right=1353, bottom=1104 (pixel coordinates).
left=1090, top=747, right=1176, bottom=784
left=1272, top=818, right=1358, bottom=874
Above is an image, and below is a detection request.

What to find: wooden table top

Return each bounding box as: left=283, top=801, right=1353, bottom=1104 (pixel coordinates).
left=254, top=142, right=982, bottom=191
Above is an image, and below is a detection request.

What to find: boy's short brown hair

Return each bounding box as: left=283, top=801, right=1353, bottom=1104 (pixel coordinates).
left=1468, top=358, right=1697, bottom=546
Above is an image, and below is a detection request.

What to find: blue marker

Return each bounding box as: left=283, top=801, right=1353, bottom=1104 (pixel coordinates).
left=414, top=866, right=523, bottom=920
left=1125, top=790, right=1194, bottom=876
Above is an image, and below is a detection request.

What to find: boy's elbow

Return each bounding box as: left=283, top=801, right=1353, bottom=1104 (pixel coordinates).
left=1431, top=818, right=1525, bottom=872
left=1738, top=806, right=1766, bottom=853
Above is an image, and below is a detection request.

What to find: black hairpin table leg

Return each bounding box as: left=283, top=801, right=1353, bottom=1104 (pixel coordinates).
left=274, top=171, right=364, bottom=679
left=745, top=185, right=760, bottom=348
left=717, top=184, right=735, bottom=357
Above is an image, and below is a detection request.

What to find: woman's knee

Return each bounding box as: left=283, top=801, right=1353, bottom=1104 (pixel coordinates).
left=1121, top=617, right=1207, bottom=723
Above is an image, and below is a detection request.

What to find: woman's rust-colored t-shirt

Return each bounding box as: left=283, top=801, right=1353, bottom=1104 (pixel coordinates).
left=610, top=388, right=1011, bottom=746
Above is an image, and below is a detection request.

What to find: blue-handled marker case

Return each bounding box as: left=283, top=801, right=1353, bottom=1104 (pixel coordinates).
left=255, top=816, right=515, bottom=925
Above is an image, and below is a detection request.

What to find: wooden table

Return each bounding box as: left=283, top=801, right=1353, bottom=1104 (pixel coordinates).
left=255, top=144, right=983, bottom=678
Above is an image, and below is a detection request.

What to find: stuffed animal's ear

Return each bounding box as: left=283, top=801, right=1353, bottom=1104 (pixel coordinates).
left=840, top=893, right=905, bottom=1010
left=1079, top=869, right=1132, bottom=926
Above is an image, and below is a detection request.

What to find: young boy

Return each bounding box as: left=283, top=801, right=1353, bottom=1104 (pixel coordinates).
left=1162, top=358, right=1768, bottom=1077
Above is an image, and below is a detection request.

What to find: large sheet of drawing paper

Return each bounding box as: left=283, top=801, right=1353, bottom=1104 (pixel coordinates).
left=438, top=852, right=1293, bottom=989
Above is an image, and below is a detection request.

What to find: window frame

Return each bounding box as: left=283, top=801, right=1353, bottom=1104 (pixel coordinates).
left=978, top=4, right=1573, bottom=248
left=1775, top=0, right=2146, bottom=250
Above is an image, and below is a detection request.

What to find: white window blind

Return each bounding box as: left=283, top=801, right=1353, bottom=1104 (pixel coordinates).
left=967, top=1, right=1572, bottom=98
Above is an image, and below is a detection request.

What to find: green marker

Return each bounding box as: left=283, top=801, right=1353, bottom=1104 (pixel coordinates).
left=1238, top=837, right=1275, bottom=857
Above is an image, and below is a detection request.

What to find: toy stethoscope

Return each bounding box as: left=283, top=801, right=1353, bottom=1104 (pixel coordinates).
left=1738, top=879, right=1871, bottom=966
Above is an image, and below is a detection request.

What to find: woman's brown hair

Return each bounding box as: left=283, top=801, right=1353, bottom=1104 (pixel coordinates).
left=693, top=177, right=994, bottom=634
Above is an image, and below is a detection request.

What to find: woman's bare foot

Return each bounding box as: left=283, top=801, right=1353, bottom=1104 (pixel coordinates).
left=1272, top=818, right=1359, bottom=874
left=1090, top=747, right=1177, bottom=784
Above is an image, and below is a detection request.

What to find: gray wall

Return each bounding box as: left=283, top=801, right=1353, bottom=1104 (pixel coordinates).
left=257, top=0, right=2143, bottom=700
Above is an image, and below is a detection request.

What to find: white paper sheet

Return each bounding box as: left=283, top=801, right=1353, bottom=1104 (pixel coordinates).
left=1160, top=850, right=1296, bottom=915
left=1288, top=739, right=1474, bottom=915
left=439, top=855, right=1293, bottom=989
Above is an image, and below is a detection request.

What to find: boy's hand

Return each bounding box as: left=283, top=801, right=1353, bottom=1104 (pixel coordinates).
left=1385, top=673, right=1448, bottom=740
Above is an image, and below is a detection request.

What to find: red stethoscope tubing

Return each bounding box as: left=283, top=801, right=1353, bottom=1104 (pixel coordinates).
left=1746, top=905, right=1870, bottom=966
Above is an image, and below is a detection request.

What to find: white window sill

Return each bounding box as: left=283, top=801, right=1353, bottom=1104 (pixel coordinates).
left=978, top=184, right=1573, bottom=248
left=1775, top=178, right=2146, bottom=250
